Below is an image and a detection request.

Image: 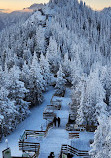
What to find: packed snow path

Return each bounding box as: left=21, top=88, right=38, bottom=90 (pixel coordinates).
left=0, top=87, right=93, bottom=158
left=39, top=88, right=71, bottom=158
left=0, top=87, right=55, bottom=157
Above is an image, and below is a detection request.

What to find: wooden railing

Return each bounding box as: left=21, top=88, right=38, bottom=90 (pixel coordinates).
left=19, top=141, right=40, bottom=153
left=18, top=121, right=53, bottom=158
left=60, top=144, right=90, bottom=157
left=12, top=152, right=39, bottom=158
left=66, top=123, right=97, bottom=132
left=25, top=130, right=46, bottom=138
left=49, top=94, right=62, bottom=110
left=19, top=121, right=53, bottom=142
left=12, top=154, right=38, bottom=158
left=19, top=131, right=27, bottom=142
left=69, top=132, right=79, bottom=139
left=66, top=123, right=83, bottom=131
left=46, top=121, right=53, bottom=134
left=47, top=104, right=61, bottom=110
left=43, top=110, right=56, bottom=120
left=50, top=94, right=55, bottom=104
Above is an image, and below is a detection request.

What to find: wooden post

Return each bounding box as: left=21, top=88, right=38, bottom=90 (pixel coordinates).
left=22, top=141, right=23, bottom=152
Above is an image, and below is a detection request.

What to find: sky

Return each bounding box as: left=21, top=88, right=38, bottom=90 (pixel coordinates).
left=0, top=0, right=111, bottom=13
left=82, top=0, right=111, bottom=10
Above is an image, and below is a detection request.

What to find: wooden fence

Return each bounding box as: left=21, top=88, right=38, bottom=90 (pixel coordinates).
left=18, top=121, right=53, bottom=157
left=60, top=144, right=90, bottom=157
left=43, top=110, right=56, bottom=120
left=24, top=121, right=53, bottom=138
left=19, top=141, right=40, bottom=152
left=47, top=104, right=61, bottom=110
left=19, top=121, right=53, bottom=142
left=69, top=132, right=79, bottom=139
left=66, top=123, right=97, bottom=132
left=25, top=130, right=47, bottom=138
left=19, top=141, right=40, bottom=158
left=12, top=155, right=41, bottom=158
left=50, top=95, right=62, bottom=110
left=66, top=123, right=85, bottom=131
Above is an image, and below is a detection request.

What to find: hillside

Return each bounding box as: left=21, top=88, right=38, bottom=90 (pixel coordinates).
left=0, top=11, right=32, bottom=32
left=101, top=7, right=111, bottom=18
left=0, top=0, right=111, bottom=157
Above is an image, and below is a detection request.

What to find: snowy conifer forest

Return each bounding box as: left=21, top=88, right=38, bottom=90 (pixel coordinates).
left=0, top=0, right=111, bottom=157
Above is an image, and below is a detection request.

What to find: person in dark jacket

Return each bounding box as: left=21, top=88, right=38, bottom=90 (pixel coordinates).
left=49, top=152, right=55, bottom=158
left=67, top=153, right=73, bottom=158
left=58, top=117, right=60, bottom=127
left=53, top=117, right=56, bottom=127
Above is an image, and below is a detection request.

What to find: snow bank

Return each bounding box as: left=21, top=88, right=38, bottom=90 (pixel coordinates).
left=0, top=87, right=54, bottom=157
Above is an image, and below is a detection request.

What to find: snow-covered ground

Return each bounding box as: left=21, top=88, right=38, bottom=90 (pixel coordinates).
left=39, top=88, right=94, bottom=158
left=71, top=131, right=94, bottom=151
left=0, top=87, right=54, bottom=157
left=0, top=87, right=94, bottom=158
left=39, top=88, right=71, bottom=158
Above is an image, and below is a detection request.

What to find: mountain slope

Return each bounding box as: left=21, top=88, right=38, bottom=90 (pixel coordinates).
left=0, top=11, right=32, bottom=32
left=101, top=7, right=111, bottom=18
left=0, top=1, right=111, bottom=157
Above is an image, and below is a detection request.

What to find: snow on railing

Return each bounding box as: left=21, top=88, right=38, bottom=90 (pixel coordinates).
left=66, top=122, right=97, bottom=132
left=60, top=144, right=90, bottom=157
left=69, top=132, right=80, bottom=139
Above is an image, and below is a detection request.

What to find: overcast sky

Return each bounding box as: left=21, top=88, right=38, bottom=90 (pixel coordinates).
left=0, top=0, right=111, bottom=12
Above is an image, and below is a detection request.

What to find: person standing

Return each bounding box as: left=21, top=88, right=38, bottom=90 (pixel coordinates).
left=48, top=152, right=55, bottom=158
left=58, top=117, right=60, bottom=127
left=53, top=116, right=56, bottom=127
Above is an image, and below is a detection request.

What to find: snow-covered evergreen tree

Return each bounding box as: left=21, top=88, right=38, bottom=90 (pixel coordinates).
left=46, top=37, right=61, bottom=73
left=62, top=52, right=71, bottom=82
left=28, top=52, right=44, bottom=105
left=0, top=87, right=18, bottom=135
left=7, top=65, right=30, bottom=120
left=55, top=65, right=66, bottom=96
left=76, top=69, right=106, bottom=125
left=90, top=114, right=111, bottom=158
left=40, top=53, right=52, bottom=88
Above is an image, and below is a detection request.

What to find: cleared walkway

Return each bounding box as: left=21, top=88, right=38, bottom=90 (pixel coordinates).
left=39, top=88, right=71, bottom=158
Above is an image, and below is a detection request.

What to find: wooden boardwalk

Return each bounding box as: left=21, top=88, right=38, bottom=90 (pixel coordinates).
left=39, top=89, right=71, bottom=158
left=17, top=88, right=93, bottom=158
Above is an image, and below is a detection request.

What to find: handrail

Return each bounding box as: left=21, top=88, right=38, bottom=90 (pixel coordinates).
left=60, top=144, right=90, bottom=157
left=19, top=121, right=53, bottom=142
left=69, top=132, right=79, bottom=139
left=43, top=111, right=56, bottom=120
left=18, top=120, right=53, bottom=158
left=66, top=123, right=97, bottom=132
left=25, top=130, right=46, bottom=138
left=50, top=94, right=55, bottom=104
left=19, top=141, right=40, bottom=152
